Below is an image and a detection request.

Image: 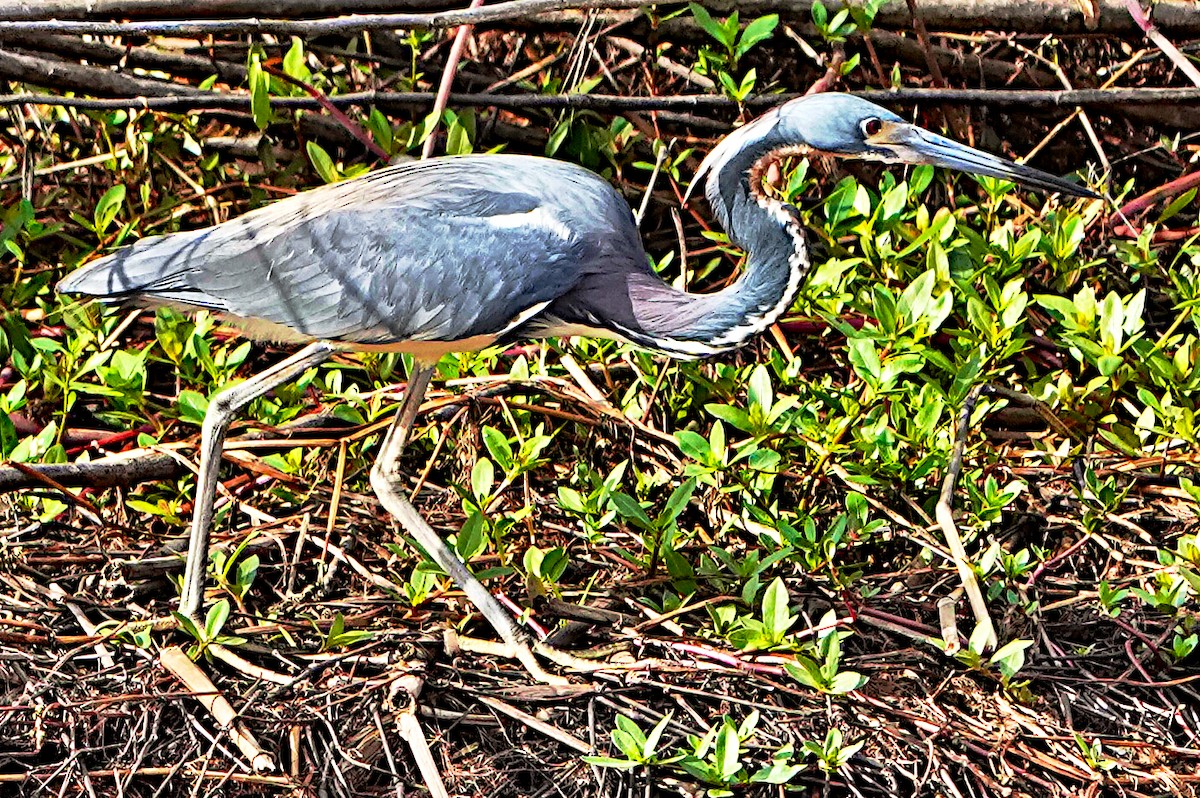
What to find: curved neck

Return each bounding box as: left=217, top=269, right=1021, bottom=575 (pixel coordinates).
left=626, top=135, right=814, bottom=358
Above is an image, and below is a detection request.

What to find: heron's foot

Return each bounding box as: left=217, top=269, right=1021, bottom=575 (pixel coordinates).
left=534, top=640, right=629, bottom=672
left=448, top=631, right=623, bottom=685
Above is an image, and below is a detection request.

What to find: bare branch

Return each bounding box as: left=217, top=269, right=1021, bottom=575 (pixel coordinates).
left=5, top=0, right=1200, bottom=34
left=4, top=85, right=1200, bottom=116
left=0, top=0, right=665, bottom=36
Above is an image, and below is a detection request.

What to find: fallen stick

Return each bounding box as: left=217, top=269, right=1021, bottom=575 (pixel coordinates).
left=935, top=385, right=997, bottom=651
left=158, top=646, right=276, bottom=773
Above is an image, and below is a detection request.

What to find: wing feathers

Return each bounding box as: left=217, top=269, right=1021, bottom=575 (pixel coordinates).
left=59, top=154, right=640, bottom=347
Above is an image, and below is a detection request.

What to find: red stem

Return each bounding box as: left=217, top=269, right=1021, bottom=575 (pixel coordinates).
left=264, top=64, right=390, bottom=161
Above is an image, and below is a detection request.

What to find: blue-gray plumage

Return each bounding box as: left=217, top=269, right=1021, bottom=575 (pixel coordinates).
left=58, top=93, right=1097, bottom=683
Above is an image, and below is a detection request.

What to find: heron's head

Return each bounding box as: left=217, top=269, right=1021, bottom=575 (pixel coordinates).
left=690, top=93, right=1099, bottom=202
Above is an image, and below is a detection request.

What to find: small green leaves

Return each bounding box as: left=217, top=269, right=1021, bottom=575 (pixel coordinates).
left=319, top=612, right=374, bottom=652
left=523, top=545, right=569, bottom=590
left=443, top=109, right=476, bottom=156
left=92, top=185, right=126, bottom=236
left=801, top=728, right=863, bottom=773
left=306, top=141, right=340, bottom=184
left=736, top=15, right=779, bottom=58
left=173, top=599, right=246, bottom=660
left=989, top=638, right=1033, bottom=680
left=282, top=37, right=311, bottom=82
left=455, top=512, right=487, bottom=561
left=482, top=426, right=514, bottom=470
left=247, top=51, right=272, bottom=130
left=1035, top=286, right=1147, bottom=377
left=783, top=611, right=868, bottom=694
left=689, top=4, right=739, bottom=51
left=176, top=390, right=209, bottom=425
left=585, top=712, right=674, bottom=770
left=760, top=577, right=796, bottom=643
left=687, top=4, right=777, bottom=101
left=717, top=68, right=758, bottom=103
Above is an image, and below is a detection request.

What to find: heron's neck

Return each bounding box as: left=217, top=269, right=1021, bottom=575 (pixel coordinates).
left=628, top=141, right=814, bottom=358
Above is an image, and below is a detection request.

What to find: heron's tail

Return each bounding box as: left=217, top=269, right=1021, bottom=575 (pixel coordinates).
left=57, top=229, right=225, bottom=310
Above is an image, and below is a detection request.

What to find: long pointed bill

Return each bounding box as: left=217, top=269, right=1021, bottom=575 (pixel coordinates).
left=874, top=124, right=1100, bottom=199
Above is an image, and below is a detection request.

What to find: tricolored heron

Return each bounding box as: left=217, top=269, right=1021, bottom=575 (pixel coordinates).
left=58, top=93, right=1096, bottom=682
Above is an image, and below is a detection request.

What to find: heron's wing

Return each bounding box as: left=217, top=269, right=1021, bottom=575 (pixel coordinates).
left=60, top=156, right=619, bottom=345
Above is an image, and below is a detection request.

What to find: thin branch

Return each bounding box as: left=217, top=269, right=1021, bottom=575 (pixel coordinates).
left=904, top=0, right=947, bottom=88
left=264, top=64, right=390, bottom=160
left=1125, top=0, right=1200, bottom=88
left=0, top=32, right=249, bottom=84
left=6, top=0, right=1200, bottom=34
left=0, top=0, right=667, bottom=36
left=0, top=0, right=456, bottom=18
left=0, top=451, right=187, bottom=494
left=421, top=0, right=486, bottom=158
left=5, top=86, right=1200, bottom=114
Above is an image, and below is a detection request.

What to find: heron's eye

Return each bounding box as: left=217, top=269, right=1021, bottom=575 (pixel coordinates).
left=862, top=118, right=884, bottom=137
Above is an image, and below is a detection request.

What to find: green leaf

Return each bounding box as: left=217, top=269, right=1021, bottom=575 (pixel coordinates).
left=661, top=478, right=696, bottom=523
left=247, top=54, right=272, bottom=130
left=718, top=70, right=740, bottom=97
left=610, top=728, right=643, bottom=761
left=306, top=141, right=339, bottom=184
left=470, top=458, right=494, bottom=500
left=879, top=181, right=908, bottom=220
left=643, top=711, right=672, bottom=759
left=989, top=638, right=1033, bottom=676
left=898, top=269, right=936, bottom=325
left=545, top=118, right=571, bottom=156
left=93, top=184, right=126, bottom=234
left=705, top=403, right=753, bottom=432
left=172, top=612, right=204, bottom=643
left=456, top=512, right=486, bottom=560
left=676, top=430, right=714, bottom=464
left=365, top=107, right=393, bottom=152
left=235, top=555, right=259, bottom=592
left=538, top=547, right=569, bottom=582
left=177, top=390, right=209, bottom=425
left=1099, top=291, right=1125, bottom=351
left=282, top=37, right=311, bottom=82
left=709, top=421, right=726, bottom=462
left=847, top=337, right=881, bottom=383
left=747, top=364, right=773, bottom=415
left=444, top=109, right=475, bottom=156
left=557, top=486, right=586, bottom=513
left=205, top=599, right=230, bottom=639
left=761, top=577, right=794, bottom=642
left=811, top=0, right=828, bottom=28
left=1097, top=354, right=1124, bottom=377
left=690, top=3, right=730, bottom=47
left=1158, top=187, right=1196, bottom=223
left=737, top=14, right=779, bottom=58
left=481, top=426, right=514, bottom=471
left=827, top=670, right=868, bottom=694
left=582, top=756, right=639, bottom=770
left=968, top=622, right=993, bottom=655
left=611, top=492, right=652, bottom=528
left=328, top=612, right=345, bottom=640
left=715, top=720, right=740, bottom=780
left=784, top=657, right=825, bottom=690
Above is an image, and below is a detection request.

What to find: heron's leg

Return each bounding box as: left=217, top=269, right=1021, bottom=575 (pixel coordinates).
left=179, top=341, right=337, bottom=619
left=369, top=364, right=569, bottom=685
